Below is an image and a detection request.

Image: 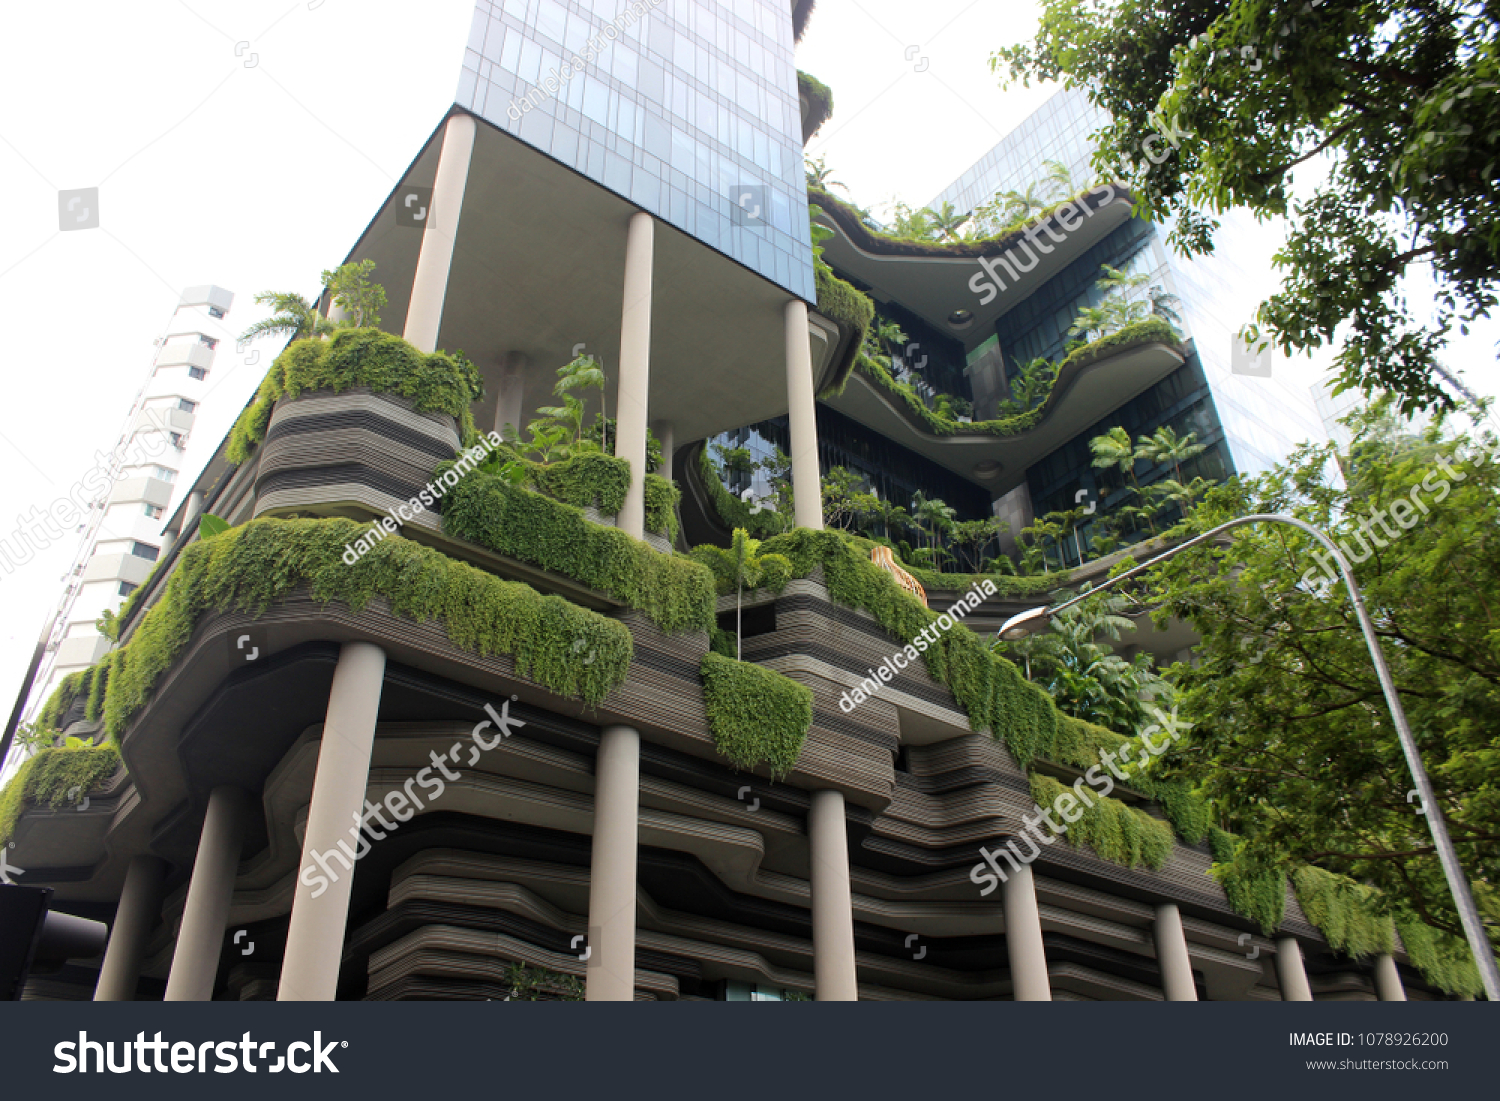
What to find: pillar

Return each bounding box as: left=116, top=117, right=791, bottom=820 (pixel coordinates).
left=784, top=299, right=822, bottom=530
left=182, top=490, right=205, bottom=533
left=1004, top=864, right=1052, bottom=1000
left=808, top=789, right=858, bottom=1000
left=1154, top=903, right=1197, bottom=1001
left=94, top=855, right=166, bottom=1001
left=615, top=212, right=654, bottom=539
left=651, top=419, right=674, bottom=482
left=403, top=113, right=477, bottom=353
left=493, top=351, right=529, bottom=441
left=164, top=786, right=250, bottom=1001
left=586, top=724, right=641, bottom=1001
left=277, top=641, right=387, bottom=1001
left=1276, top=936, right=1314, bottom=1001
left=1374, top=953, right=1407, bottom=1001
left=160, top=530, right=176, bottom=556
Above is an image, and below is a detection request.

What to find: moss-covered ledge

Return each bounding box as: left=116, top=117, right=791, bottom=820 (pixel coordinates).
left=853, top=317, right=1183, bottom=440
left=441, top=466, right=714, bottom=635
left=227, top=328, right=484, bottom=464
left=813, top=264, right=874, bottom=398
left=0, top=743, right=121, bottom=846
left=797, top=70, right=833, bottom=143
left=40, top=517, right=635, bottom=738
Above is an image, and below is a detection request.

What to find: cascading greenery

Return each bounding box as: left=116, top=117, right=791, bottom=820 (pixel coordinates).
left=1030, top=773, right=1174, bottom=870
left=0, top=744, right=121, bottom=846
left=699, top=652, right=813, bottom=779
left=814, top=264, right=875, bottom=397
left=696, top=447, right=788, bottom=539
left=1393, top=914, right=1484, bottom=998
left=1209, top=827, right=1287, bottom=935
left=1291, top=866, right=1397, bottom=959
left=470, top=448, right=680, bottom=541
left=79, top=516, right=633, bottom=737
left=853, top=317, right=1180, bottom=438
left=757, top=528, right=1058, bottom=762
left=441, top=466, right=714, bottom=634
left=227, top=328, right=484, bottom=464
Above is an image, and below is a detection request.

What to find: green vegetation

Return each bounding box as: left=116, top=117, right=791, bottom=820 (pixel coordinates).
left=696, top=446, right=789, bottom=539
left=994, top=0, right=1498, bottom=412
left=813, top=264, right=875, bottom=398
left=690, top=529, right=794, bottom=658
left=1209, top=827, right=1288, bottom=936
left=469, top=448, right=678, bottom=541
left=74, top=517, right=633, bottom=737
left=1030, top=773, right=1174, bottom=870
left=238, top=260, right=389, bottom=346
left=0, top=743, right=121, bottom=846
left=1143, top=406, right=1500, bottom=958
left=441, top=466, right=714, bottom=635
left=797, top=70, right=833, bottom=138
left=228, top=328, right=483, bottom=463
left=1291, top=866, right=1396, bottom=960
left=499, top=962, right=585, bottom=1001
left=699, top=652, right=813, bottom=779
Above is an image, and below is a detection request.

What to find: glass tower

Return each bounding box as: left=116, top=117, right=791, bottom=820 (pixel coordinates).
left=457, top=0, right=814, bottom=300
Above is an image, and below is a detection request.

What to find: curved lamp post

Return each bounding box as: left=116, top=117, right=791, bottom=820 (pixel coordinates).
left=996, top=513, right=1500, bottom=1000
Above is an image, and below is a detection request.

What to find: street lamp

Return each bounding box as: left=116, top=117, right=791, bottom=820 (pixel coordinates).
left=996, top=512, right=1500, bottom=1000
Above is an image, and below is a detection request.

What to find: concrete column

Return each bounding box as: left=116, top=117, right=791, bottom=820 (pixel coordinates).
left=403, top=113, right=477, bottom=353
left=278, top=641, right=386, bottom=1001
left=651, top=419, right=674, bottom=482
left=808, top=789, right=858, bottom=1001
left=1374, top=953, right=1407, bottom=1001
left=160, top=530, right=176, bottom=556
left=1003, top=864, right=1052, bottom=1000
left=615, top=212, right=654, bottom=539
left=1276, top=936, right=1314, bottom=1001
left=784, top=299, right=823, bottom=530
left=1154, top=903, right=1198, bottom=1001
left=586, top=724, right=641, bottom=1001
left=182, top=490, right=205, bottom=533
left=94, top=855, right=166, bottom=1002
left=164, top=786, right=250, bottom=1001
left=493, top=351, right=530, bottom=441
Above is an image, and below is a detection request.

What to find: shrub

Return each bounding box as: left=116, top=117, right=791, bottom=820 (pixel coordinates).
left=699, top=652, right=812, bottom=778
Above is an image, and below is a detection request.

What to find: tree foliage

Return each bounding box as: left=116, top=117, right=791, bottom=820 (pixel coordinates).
left=994, top=0, right=1500, bottom=413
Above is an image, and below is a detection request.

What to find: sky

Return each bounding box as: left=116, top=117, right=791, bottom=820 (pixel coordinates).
left=0, top=0, right=1496, bottom=769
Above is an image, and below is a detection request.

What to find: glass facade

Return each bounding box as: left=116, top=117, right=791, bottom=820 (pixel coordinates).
left=930, top=86, right=1326, bottom=480
left=457, top=0, right=814, bottom=300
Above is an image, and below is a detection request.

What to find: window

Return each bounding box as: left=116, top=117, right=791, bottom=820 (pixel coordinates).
left=207, top=306, right=225, bottom=319
left=177, top=398, right=197, bottom=413
left=152, top=466, right=175, bottom=483
left=118, top=581, right=138, bottom=598
left=143, top=504, right=164, bottom=519
left=188, top=366, right=207, bottom=380
left=170, top=432, right=185, bottom=449
left=129, top=541, right=160, bottom=562
left=198, top=334, right=218, bottom=349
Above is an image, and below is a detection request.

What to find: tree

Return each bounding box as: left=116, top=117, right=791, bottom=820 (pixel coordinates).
left=994, top=591, right=1176, bottom=733
left=321, top=259, right=387, bottom=328
left=1142, top=405, right=1500, bottom=948
left=910, top=492, right=957, bottom=565
left=928, top=200, right=972, bottom=242
left=693, top=529, right=790, bottom=659
left=951, top=517, right=1005, bottom=573
left=821, top=466, right=863, bottom=530
left=999, top=356, right=1059, bottom=415
left=992, top=0, right=1500, bottom=414
left=1136, top=425, right=1207, bottom=483
left=1089, top=425, right=1140, bottom=493
left=1068, top=264, right=1180, bottom=344
left=238, top=291, right=335, bottom=346
left=239, top=261, right=388, bottom=345
left=805, top=154, right=846, bottom=194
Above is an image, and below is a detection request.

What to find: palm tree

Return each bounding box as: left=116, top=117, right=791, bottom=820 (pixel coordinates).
left=554, top=353, right=608, bottom=450
left=928, top=201, right=971, bottom=242
left=805, top=155, right=846, bottom=194
left=238, top=291, right=335, bottom=346
left=1135, top=426, right=1206, bottom=483
left=1089, top=426, right=1140, bottom=494
left=1039, top=159, right=1075, bottom=201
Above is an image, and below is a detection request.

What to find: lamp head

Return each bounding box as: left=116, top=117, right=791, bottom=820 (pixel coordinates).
left=996, top=606, right=1051, bottom=642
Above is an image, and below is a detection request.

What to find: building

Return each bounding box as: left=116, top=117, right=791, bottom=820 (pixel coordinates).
left=26, top=286, right=233, bottom=719
left=0, top=2, right=1458, bottom=1003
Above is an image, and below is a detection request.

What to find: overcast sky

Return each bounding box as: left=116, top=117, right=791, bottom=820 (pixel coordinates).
left=1, top=0, right=1496, bottom=766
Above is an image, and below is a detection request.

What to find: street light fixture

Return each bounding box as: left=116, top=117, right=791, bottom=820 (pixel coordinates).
left=994, top=512, right=1500, bottom=999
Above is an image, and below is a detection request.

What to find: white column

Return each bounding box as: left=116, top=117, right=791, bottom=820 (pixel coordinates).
left=403, top=113, right=477, bottom=354
left=1004, top=864, right=1052, bottom=1000
left=278, top=641, right=386, bottom=1001
left=651, top=419, right=674, bottom=482
left=784, top=299, right=822, bottom=530
left=809, top=789, right=858, bottom=1000
left=615, top=212, right=654, bottom=539
left=94, top=855, right=166, bottom=1002
left=164, top=787, right=249, bottom=1001
left=493, top=351, right=529, bottom=440
left=181, top=490, right=205, bottom=533
left=1154, top=903, right=1197, bottom=1001
left=1276, top=936, right=1314, bottom=1001
left=1374, top=953, right=1407, bottom=1001
left=586, top=724, right=641, bottom=1001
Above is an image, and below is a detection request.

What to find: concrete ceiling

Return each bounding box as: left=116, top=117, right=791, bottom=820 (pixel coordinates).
left=343, top=110, right=803, bottom=449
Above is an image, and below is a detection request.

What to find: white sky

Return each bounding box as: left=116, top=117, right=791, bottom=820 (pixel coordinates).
left=0, top=0, right=1496, bottom=763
